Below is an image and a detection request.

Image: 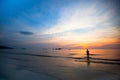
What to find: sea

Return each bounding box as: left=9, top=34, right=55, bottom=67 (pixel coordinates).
left=0, top=49, right=120, bottom=80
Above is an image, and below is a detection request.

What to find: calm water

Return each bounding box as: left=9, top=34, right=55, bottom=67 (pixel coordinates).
left=0, top=49, right=120, bottom=80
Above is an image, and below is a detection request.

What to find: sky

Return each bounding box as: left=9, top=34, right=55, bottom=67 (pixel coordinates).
left=0, top=0, right=120, bottom=49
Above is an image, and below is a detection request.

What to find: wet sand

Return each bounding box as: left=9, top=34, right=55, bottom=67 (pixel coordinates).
left=0, top=49, right=120, bottom=80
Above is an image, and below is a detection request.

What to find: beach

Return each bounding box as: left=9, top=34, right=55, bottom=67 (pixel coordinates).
left=0, top=49, right=120, bottom=80
left=1, top=0, right=120, bottom=80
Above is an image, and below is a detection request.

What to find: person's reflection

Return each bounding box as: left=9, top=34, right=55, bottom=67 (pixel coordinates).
left=86, top=49, right=90, bottom=67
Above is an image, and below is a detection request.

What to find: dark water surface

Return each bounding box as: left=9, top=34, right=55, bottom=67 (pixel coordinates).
left=0, top=49, right=120, bottom=80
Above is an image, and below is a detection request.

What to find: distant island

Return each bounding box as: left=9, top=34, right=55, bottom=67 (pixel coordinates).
left=0, top=45, right=14, bottom=49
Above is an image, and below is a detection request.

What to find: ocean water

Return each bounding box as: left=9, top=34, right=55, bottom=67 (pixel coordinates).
left=0, top=49, right=120, bottom=80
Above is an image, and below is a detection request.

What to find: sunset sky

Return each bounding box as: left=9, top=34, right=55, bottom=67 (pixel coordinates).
left=0, top=0, right=120, bottom=49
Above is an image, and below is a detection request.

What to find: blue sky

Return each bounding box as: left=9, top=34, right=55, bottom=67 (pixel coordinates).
left=0, top=0, right=120, bottom=48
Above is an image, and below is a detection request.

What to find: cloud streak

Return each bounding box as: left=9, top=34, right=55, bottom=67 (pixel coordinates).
left=37, top=1, right=119, bottom=48
left=19, top=31, right=34, bottom=35
left=41, top=2, right=114, bottom=35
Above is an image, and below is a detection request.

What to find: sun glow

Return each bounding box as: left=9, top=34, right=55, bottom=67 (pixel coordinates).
left=81, top=44, right=88, bottom=49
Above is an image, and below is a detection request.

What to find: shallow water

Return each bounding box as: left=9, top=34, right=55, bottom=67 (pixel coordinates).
left=0, top=49, right=120, bottom=80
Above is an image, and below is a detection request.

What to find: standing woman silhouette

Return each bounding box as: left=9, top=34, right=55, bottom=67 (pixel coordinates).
left=86, top=49, right=90, bottom=57
left=86, top=49, right=90, bottom=67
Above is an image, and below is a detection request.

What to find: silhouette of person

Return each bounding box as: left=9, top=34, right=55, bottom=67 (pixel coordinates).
left=86, top=49, right=89, bottom=57
left=86, top=49, right=90, bottom=67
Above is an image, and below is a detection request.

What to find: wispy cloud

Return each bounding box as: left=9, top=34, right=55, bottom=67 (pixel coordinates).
left=41, top=2, right=114, bottom=35
left=38, top=2, right=119, bottom=47
left=40, top=26, right=119, bottom=46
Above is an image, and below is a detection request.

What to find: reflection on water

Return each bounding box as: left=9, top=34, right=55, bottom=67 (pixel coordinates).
left=0, top=49, right=120, bottom=80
